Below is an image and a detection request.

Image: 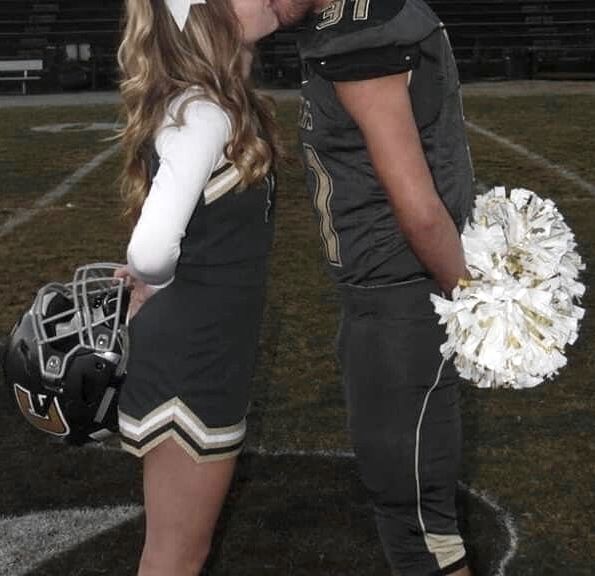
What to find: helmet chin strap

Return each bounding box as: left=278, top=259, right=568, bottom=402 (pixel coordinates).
left=31, top=263, right=128, bottom=382
left=114, top=329, right=130, bottom=379
left=92, top=386, right=119, bottom=425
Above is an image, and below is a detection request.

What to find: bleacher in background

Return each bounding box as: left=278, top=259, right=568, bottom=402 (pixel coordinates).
left=0, top=0, right=593, bottom=93
left=259, top=0, right=595, bottom=84
left=432, top=0, right=595, bottom=81
left=0, top=0, right=121, bottom=92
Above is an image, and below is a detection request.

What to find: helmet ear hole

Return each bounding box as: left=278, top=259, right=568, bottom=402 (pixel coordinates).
left=18, top=340, right=34, bottom=376
left=42, top=291, right=79, bottom=353
left=19, top=340, right=30, bottom=358
left=43, top=292, right=72, bottom=319
left=43, top=292, right=75, bottom=337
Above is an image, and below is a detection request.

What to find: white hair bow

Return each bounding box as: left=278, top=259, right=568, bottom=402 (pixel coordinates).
left=164, top=0, right=206, bottom=31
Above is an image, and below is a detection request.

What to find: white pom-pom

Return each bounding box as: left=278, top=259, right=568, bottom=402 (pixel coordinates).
left=431, top=187, right=585, bottom=389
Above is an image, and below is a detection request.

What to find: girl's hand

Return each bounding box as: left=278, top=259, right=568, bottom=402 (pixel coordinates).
left=113, top=265, right=135, bottom=289
left=127, top=280, right=157, bottom=322
left=113, top=266, right=156, bottom=323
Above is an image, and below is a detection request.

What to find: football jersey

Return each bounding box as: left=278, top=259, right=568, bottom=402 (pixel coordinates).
left=298, top=0, right=475, bottom=285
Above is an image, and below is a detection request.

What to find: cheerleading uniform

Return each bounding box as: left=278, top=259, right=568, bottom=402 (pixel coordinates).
left=298, top=1, right=474, bottom=573
left=118, top=90, right=276, bottom=463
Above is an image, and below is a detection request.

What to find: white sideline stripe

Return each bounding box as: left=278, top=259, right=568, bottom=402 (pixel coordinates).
left=460, top=482, right=519, bottom=576
left=466, top=121, right=595, bottom=197
left=0, top=143, right=121, bottom=240
left=249, top=446, right=356, bottom=459
left=0, top=505, right=142, bottom=576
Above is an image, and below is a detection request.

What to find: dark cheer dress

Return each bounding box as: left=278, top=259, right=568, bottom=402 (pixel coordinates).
left=118, top=154, right=276, bottom=463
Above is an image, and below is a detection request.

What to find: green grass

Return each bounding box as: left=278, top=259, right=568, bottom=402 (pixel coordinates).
left=0, top=106, right=121, bottom=226
left=464, top=95, right=595, bottom=186
left=0, top=95, right=593, bottom=575
left=461, top=95, right=595, bottom=575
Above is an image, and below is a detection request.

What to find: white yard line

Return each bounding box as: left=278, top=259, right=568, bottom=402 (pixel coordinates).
left=0, top=112, right=541, bottom=576
left=466, top=120, right=595, bottom=197
left=0, top=143, right=121, bottom=240
left=0, top=505, right=142, bottom=576
left=253, top=446, right=522, bottom=575
left=461, top=482, right=519, bottom=576
left=248, top=445, right=356, bottom=459
left=250, top=446, right=519, bottom=576
left=89, top=441, right=519, bottom=575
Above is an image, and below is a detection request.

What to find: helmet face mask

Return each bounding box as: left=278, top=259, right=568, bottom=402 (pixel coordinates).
left=33, top=264, right=128, bottom=382
left=3, top=263, right=130, bottom=445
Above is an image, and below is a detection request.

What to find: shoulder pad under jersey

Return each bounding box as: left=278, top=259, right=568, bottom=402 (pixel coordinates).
left=299, top=0, right=442, bottom=60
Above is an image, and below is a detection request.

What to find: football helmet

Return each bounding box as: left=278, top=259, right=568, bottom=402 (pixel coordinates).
left=3, top=263, right=130, bottom=445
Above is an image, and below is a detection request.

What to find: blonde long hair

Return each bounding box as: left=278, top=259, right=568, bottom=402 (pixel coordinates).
left=117, top=0, right=281, bottom=222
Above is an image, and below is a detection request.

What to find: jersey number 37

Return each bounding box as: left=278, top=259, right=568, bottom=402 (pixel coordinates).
left=317, top=0, right=371, bottom=30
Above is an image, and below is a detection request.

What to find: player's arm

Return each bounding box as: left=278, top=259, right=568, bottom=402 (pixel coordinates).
left=334, top=73, right=468, bottom=295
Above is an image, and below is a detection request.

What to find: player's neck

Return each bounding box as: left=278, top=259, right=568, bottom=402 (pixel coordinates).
left=241, top=48, right=254, bottom=80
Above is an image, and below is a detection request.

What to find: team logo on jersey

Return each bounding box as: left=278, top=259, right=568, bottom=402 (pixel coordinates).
left=13, top=383, right=70, bottom=436
left=299, top=98, right=314, bottom=132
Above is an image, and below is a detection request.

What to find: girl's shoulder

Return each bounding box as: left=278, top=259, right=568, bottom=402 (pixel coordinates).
left=162, top=87, right=232, bottom=133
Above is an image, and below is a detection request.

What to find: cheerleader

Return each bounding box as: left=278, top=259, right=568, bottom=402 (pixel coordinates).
left=115, top=1, right=280, bottom=574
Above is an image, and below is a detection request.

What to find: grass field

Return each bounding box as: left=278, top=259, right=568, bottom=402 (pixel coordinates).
left=0, top=91, right=593, bottom=576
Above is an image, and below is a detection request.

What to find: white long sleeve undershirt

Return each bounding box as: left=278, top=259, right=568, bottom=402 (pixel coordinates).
left=126, top=92, right=232, bottom=288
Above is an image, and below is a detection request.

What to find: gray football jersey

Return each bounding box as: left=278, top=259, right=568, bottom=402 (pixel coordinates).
left=298, top=0, right=475, bottom=285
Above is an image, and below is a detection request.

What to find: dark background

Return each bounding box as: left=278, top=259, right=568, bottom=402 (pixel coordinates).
left=0, top=0, right=593, bottom=94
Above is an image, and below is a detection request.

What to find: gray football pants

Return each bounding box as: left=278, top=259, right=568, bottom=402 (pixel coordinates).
left=337, top=278, right=467, bottom=576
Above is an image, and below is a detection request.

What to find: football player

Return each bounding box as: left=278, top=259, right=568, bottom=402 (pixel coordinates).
left=272, top=1, right=475, bottom=575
